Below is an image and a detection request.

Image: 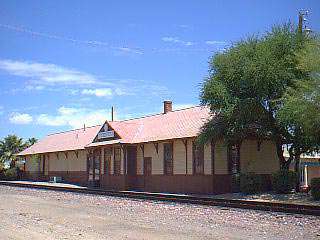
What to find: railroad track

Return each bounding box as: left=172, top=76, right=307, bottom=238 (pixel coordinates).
left=1, top=181, right=319, bottom=216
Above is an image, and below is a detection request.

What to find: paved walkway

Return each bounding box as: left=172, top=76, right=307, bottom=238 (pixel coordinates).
left=2, top=180, right=86, bottom=189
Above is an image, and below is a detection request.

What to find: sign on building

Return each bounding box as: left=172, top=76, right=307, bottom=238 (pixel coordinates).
left=98, top=130, right=115, bottom=139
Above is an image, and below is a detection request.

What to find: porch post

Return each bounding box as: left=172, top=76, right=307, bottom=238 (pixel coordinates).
left=304, top=165, right=308, bottom=187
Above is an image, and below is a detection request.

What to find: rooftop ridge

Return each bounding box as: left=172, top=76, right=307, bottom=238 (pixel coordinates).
left=110, top=105, right=201, bottom=123
left=47, top=124, right=102, bottom=136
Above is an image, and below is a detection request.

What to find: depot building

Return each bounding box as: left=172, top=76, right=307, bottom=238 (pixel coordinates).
left=18, top=101, right=280, bottom=194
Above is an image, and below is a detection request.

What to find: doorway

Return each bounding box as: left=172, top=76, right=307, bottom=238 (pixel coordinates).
left=88, top=149, right=101, bottom=187
left=126, top=146, right=137, bottom=189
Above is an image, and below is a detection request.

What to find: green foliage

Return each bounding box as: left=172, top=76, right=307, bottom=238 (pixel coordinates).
left=231, top=174, right=240, bottom=192
left=239, top=173, right=266, bottom=194
left=200, top=24, right=306, bottom=144
left=272, top=170, right=297, bottom=193
left=0, top=135, right=37, bottom=168
left=200, top=23, right=319, bottom=171
left=310, top=178, right=320, bottom=201
left=277, top=38, right=320, bottom=155
left=2, top=167, right=19, bottom=181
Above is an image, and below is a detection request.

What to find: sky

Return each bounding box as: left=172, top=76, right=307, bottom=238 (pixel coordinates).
left=0, top=0, right=319, bottom=140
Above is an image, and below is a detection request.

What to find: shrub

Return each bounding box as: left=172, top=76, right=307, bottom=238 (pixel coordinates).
left=231, top=174, right=241, bottom=192
left=3, top=167, right=19, bottom=181
left=272, top=170, right=297, bottom=194
left=240, top=173, right=265, bottom=194
left=311, top=178, right=320, bottom=201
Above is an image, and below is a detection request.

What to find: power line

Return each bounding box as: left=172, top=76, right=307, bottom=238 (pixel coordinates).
left=0, top=23, right=224, bottom=54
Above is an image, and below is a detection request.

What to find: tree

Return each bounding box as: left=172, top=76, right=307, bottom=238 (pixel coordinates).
left=0, top=135, right=37, bottom=168
left=25, top=137, right=38, bottom=148
left=200, top=24, right=310, bottom=170
left=0, top=135, right=25, bottom=167
left=277, top=37, right=320, bottom=186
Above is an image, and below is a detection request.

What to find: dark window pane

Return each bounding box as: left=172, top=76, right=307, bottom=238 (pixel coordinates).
left=114, top=147, right=121, bottom=175
left=164, top=143, right=173, bottom=175
left=193, top=144, right=204, bottom=175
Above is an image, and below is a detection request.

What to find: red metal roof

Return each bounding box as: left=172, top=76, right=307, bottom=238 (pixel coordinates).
left=18, top=106, right=211, bottom=156
left=108, top=106, right=211, bottom=143
left=17, top=125, right=101, bottom=155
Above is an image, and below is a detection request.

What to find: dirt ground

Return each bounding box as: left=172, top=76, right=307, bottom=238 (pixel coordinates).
left=0, top=186, right=319, bottom=240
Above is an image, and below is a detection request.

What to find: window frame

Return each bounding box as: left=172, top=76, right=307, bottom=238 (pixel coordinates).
left=113, top=147, right=121, bottom=175
left=163, top=142, right=173, bottom=175
left=104, top=148, right=112, bottom=175
left=228, top=144, right=240, bottom=175
left=192, top=143, right=204, bottom=175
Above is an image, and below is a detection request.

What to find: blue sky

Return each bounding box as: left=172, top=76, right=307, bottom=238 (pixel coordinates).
left=0, top=1, right=319, bottom=140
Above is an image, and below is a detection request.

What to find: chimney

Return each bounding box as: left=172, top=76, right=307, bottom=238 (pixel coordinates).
left=111, top=106, right=114, bottom=121
left=163, top=100, right=172, bottom=114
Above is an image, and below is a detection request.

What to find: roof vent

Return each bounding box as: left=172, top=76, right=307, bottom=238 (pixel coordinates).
left=163, top=100, right=172, bottom=114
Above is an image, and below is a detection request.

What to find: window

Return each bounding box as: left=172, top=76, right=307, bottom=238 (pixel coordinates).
left=104, top=148, right=112, bottom=175
left=144, top=157, right=152, bottom=176
left=164, top=143, right=173, bottom=175
left=114, top=147, right=121, bottom=175
left=193, top=143, right=204, bottom=175
left=228, top=145, right=240, bottom=174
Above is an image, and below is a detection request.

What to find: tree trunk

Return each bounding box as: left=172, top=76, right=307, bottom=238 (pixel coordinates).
left=294, top=154, right=301, bottom=192
left=275, top=139, right=288, bottom=170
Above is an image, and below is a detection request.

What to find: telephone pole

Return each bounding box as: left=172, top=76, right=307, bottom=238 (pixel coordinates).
left=298, top=10, right=311, bottom=35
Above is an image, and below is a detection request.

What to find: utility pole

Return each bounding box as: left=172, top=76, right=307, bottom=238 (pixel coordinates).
left=298, top=10, right=311, bottom=35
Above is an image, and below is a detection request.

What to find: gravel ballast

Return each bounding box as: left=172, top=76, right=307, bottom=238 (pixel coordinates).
left=0, top=185, right=319, bottom=240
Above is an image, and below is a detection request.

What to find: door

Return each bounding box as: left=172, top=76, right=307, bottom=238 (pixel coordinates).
left=87, top=149, right=101, bottom=185
left=104, top=148, right=112, bottom=175
left=127, top=146, right=137, bottom=176
left=126, top=146, right=137, bottom=190
left=143, top=157, right=152, bottom=190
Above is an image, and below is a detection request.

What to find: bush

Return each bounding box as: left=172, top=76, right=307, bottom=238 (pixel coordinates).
left=240, top=173, right=265, bottom=194
left=311, top=178, right=320, bottom=201
left=272, top=170, right=297, bottom=194
left=3, top=167, right=19, bottom=181
left=231, top=174, right=241, bottom=192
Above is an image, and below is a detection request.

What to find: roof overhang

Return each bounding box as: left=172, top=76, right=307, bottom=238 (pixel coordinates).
left=85, top=139, right=123, bottom=148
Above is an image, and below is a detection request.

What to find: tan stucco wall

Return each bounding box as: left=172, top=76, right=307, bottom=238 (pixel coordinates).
left=173, top=140, right=186, bottom=174
left=25, top=155, right=41, bottom=172
left=24, top=139, right=279, bottom=177
left=25, top=150, right=87, bottom=173
left=135, top=139, right=212, bottom=175
left=143, top=143, right=163, bottom=175
left=240, top=140, right=279, bottom=174
left=307, top=166, right=320, bottom=184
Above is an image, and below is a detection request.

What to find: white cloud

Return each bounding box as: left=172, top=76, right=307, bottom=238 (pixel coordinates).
left=26, top=85, right=45, bottom=91
left=9, top=113, right=33, bottom=124
left=161, top=37, right=194, bottom=46
left=116, top=47, right=143, bottom=55
left=0, top=59, right=97, bottom=85
left=81, top=88, right=113, bottom=97
left=205, top=40, right=226, bottom=45
left=58, top=106, right=80, bottom=115
left=0, top=59, right=169, bottom=99
left=36, top=107, right=111, bottom=129
left=173, top=104, right=195, bottom=110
